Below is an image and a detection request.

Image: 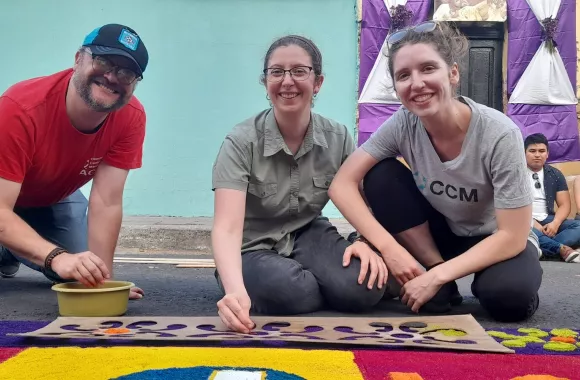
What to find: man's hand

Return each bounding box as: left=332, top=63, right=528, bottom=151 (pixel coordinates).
left=343, top=241, right=388, bottom=289
left=543, top=221, right=560, bottom=237
left=400, top=270, right=443, bottom=312
left=130, top=286, right=144, bottom=300
left=217, top=291, right=255, bottom=333
left=380, top=244, right=425, bottom=285
left=50, top=251, right=110, bottom=287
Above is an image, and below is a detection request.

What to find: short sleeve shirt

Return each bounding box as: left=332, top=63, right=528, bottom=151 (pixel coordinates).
left=0, top=68, right=146, bottom=208
left=361, top=96, right=533, bottom=237
left=212, top=109, right=355, bottom=256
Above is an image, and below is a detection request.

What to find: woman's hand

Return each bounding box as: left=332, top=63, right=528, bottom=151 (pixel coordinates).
left=343, top=241, right=388, bottom=289
left=400, top=270, right=443, bottom=312
left=380, top=243, right=424, bottom=285
left=217, top=291, right=255, bottom=333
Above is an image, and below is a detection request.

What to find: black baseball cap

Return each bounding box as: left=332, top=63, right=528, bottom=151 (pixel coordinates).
left=82, top=24, right=149, bottom=77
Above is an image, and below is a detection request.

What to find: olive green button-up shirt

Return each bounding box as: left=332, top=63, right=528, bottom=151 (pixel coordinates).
left=212, top=108, right=355, bottom=257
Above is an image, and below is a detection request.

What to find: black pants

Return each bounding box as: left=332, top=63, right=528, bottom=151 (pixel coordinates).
left=363, top=158, right=543, bottom=322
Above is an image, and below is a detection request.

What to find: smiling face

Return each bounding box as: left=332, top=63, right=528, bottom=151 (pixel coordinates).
left=71, top=49, right=138, bottom=112
left=264, top=45, right=323, bottom=114
left=391, top=42, right=459, bottom=119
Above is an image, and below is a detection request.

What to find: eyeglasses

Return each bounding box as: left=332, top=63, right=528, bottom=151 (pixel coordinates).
left=386, top=21, right=440, bottom=48
left=263, top=66, right=313, bottom=83
left=532, top=173, right=541, bottom=189
left=90, top=54, right=141, bottom=85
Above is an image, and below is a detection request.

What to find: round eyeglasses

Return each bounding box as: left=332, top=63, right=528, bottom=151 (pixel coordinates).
left=263, top=66, right=313, bottom=83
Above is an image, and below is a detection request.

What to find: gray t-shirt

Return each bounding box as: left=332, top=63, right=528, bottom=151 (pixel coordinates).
left=361, top=96, right=533, bottom=238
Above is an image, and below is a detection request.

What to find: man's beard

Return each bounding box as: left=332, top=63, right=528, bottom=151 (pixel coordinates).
left=72, top=72, right=130, bottom=112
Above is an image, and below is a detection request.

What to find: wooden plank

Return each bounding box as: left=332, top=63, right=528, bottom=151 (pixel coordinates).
left=113, top=257, right=215, bottom=266
left=175, top=264, right=216, bottom=268
left=114, top=257, right=213, bottom=262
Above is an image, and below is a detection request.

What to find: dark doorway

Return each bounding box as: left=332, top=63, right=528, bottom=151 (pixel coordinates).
left=453, top=22, right=505, bottom=111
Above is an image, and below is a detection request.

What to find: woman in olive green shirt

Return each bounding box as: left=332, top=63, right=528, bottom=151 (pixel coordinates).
left=211, top=35, right=389, bottom=333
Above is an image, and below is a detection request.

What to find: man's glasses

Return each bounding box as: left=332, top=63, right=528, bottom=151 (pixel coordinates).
left=532, top=173, right=541, bottom=189
left=89, top=53, right=141, bottom=85
left=386, top=21, right=439, bottom=48
left=263, top=66, right=313, bottom=83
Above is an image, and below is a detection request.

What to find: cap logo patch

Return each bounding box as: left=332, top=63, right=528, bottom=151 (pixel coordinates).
left=118, top=29, right=139, bottom=51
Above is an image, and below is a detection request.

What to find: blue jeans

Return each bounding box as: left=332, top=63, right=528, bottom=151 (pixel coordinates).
left=0, top=190, right=88, bottom=282
left=533, top=214, right=580, bottom=257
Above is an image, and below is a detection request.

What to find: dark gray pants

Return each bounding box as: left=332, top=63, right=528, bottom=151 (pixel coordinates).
left=216, top=217, right=386, bottom=315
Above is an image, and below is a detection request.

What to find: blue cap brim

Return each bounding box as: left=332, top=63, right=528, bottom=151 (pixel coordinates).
left=88, top=45, right=143, bottom=77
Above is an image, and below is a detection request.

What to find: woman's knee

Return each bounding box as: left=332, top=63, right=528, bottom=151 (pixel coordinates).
left=321, top=267, right=385, bottom=312
left=251, top=276, right=323, bottom=315
left=363, top=158, right=411, bottom=199
left=473, top=242, right=543, bottom=321
left=475, top=278, right=540, bottom=322
left=242, top=259, right=324, bottom=315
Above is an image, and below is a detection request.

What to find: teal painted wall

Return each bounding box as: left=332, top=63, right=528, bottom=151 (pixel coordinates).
left=0, top=0, right=358, bottom=218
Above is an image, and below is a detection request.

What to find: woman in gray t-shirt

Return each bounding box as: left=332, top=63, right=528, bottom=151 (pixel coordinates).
left=329, top=21, right=543, bottom=322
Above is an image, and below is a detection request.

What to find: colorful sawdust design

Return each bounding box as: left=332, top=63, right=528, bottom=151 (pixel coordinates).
left=1, top=321, right=579, bottom=379
left=487, top=328, right=580, bottom=354
left=1, top=347, right=579, bottom=379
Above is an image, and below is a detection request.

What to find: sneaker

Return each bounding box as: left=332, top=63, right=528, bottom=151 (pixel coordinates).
left=561, top=246, right=580, bottom=263
left=0, top=249, right=20, bottom=278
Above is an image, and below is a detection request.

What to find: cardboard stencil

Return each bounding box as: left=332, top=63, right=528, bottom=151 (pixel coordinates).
left=11, top=314, right=512, bottom=353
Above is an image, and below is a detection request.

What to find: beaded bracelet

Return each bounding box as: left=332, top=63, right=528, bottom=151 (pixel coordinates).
left=44, top=247, right=68, bottom=271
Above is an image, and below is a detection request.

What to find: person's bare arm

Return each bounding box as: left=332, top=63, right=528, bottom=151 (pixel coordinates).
left=329, top=149, right=397, bottom=250
left=0, top=177, right=58, bottom=265
left=330, top=150, right=410, bottom=252
left=212, top=188, right=247, bottom=294
left=212, top=187, right=255, bottom=332
left=88, top=163, right=129, bottom=274
left=532, top=218, right=544, bottom=231
left=329, top=149, right=423, bottom=284
left=542, top=190, right=571, bottom=237
left=431, top=205, right=532, bottom=283
left=574, top=176, right=580, bottom=216
left=553, top=190, right=571, bottom=225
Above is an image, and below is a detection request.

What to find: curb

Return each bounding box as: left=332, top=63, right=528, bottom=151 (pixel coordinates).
left=117, top=216, right=355, bottom=252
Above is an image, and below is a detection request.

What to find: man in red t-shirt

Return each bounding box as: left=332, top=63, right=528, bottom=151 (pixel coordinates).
left=0, top=23, right=149, bottom=300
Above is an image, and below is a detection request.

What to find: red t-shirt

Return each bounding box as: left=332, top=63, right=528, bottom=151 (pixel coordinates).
left=0, top=68, right=146, bottom=208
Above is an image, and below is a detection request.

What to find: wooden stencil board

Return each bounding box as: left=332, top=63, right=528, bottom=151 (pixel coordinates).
left=12, top=314, right=512, bottom=353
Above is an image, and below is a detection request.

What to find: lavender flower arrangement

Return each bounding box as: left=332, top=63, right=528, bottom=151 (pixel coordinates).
left=541, top=16, right=559, bottom=54
left=390, top=5, right=414, bottom=32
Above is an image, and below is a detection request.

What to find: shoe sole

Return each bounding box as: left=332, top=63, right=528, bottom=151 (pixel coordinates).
left=565, top=251, right=580, bottom=263
left=0, top=264, right=20, bottom=278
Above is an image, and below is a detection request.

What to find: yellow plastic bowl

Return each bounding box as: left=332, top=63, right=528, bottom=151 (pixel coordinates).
left=51, top=280, right=134, bottom=317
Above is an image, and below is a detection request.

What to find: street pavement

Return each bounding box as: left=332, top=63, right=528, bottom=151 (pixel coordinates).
left=1, top=253, right=578, bottom=330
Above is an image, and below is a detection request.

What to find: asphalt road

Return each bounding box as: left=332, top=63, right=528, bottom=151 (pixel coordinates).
left=1, top=254, right=578, bottom=330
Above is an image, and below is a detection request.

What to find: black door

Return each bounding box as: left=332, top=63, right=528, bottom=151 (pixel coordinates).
left=455, top=22, right=504, bottom=111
